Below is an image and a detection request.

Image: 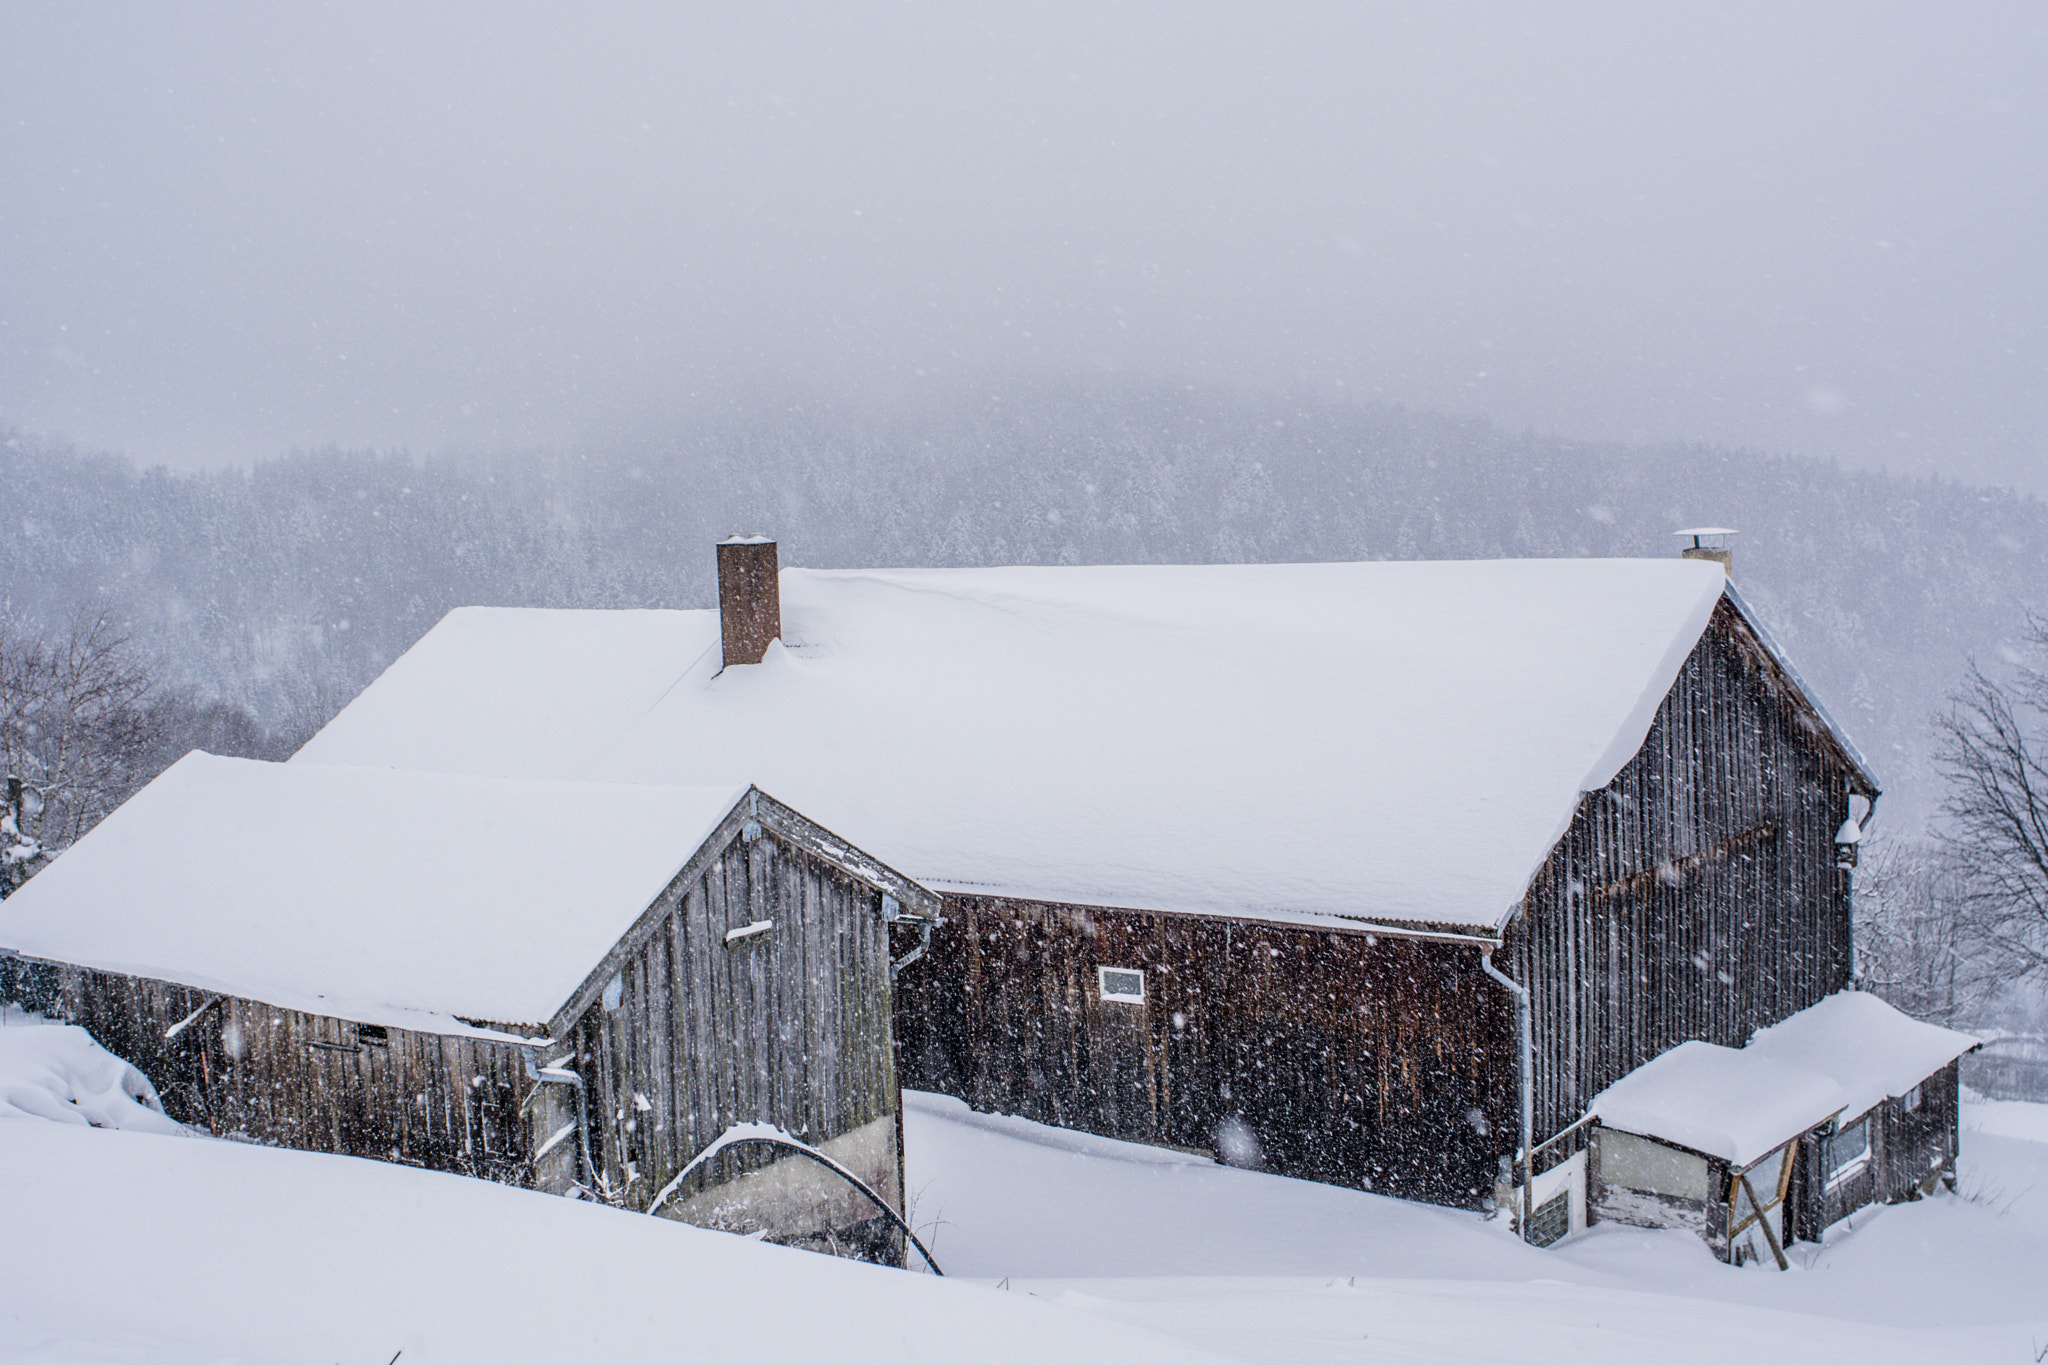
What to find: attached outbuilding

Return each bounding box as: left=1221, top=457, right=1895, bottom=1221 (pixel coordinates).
left=1590, top=991, right=1978, bottom=1263
left=0, top=752, right=938, bottom=1264
left=1590, top=1039, right=1846, bottom=1266
left=1748, top=991, right=1980, bottom=1238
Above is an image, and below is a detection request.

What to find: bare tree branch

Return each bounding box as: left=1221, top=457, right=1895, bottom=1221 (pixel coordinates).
left=1935, top=616, right=2048, bottom=984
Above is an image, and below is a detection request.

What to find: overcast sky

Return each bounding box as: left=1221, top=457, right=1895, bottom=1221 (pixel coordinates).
left=3, top=3, right=2044, bottom=487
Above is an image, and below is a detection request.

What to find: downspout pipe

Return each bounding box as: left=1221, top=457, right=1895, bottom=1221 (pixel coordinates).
left=1480, top=936, right=1535, bottom=1243
left=890, top=916, right=937, bottom=979
left=1846, top=789, right=1880, bottom=989
left=534, top=1065, right=596, bottom=1192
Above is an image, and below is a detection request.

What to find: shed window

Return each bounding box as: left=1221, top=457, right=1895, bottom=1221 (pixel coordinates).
left=1904, top=1083, right=1924, bottom=1112
left=1740, top=1144, right=1789, bottom=1207
left=1828, top=1116, right=1870, bottom=1186
left=1599, top=1129, right=1711, bottom=1202
left=356, top=1023, right=390, bottom=1045
left=1097, top=966, right=1145, bottom=1004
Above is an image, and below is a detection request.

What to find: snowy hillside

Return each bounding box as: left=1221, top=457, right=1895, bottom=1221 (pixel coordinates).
left=1, top=1016, right=2043, bottom=1363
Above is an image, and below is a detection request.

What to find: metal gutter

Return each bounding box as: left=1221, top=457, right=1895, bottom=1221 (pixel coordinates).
left=927, top=885, right=1506, bottom=947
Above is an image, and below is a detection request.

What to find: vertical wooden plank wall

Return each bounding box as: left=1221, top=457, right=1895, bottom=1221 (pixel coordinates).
left=3, top=959, right=535, bottom=1177
left=1873, top=1060, right=1959, bottom=1201
left=895, top=900, right=1512, bottom=1206
left=1507, top=599, right=1861, bottom=1144
left=553, top=824, right=901, bottom=1219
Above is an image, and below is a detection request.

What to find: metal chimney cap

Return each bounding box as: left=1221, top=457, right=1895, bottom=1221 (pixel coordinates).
left=1673, top=527, right=1738, bottom=549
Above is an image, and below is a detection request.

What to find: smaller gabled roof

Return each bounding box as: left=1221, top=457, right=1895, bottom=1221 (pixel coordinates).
left=1592, top=1040, right=1846, bottom=1168
left=0, top=753, right=746, bottom=1036
left=1746, top=991, right=1979, bottom=1123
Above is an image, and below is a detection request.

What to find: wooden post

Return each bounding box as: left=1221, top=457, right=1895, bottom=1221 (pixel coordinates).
left=1738, top=1173, right=1790, bottom=1270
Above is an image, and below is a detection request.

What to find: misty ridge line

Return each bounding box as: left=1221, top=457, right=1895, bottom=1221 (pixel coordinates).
left=5, top=381, right=2045, bottom=836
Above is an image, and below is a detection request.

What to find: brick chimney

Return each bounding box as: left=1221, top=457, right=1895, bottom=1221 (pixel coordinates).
left=1674, top=527, right=1736, bottom=577
left=717, top=537, right=781, bottom=667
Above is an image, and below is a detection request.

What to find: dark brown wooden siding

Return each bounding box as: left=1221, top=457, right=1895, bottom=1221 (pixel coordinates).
left=1870, top=1060, right=1960, bottom=1204
left=1507, top=598, right=1861, bottom=1141
left=896, top=897, right=1514, bottom=1206
left=0, top=959, right=534, bottom=1177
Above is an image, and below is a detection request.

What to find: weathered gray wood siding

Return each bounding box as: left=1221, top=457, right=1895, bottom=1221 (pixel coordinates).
left=1798, top=1059, right=1960, bottom=1237
left=0, top=958, right=534, bottom=1176
left=1507, top=598, right=1865, bottom=1144
left=3, top=798, right=918, bottom=1261
left=537, top=820, right=905, bottom=1254
left=895, top=899, right=1512, bottom=1206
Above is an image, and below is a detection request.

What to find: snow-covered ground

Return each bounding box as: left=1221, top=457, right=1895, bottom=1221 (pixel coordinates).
left=1, top=1012, right=2043, bottom=1363
left=903, top=1090, right=2048, bottom=1363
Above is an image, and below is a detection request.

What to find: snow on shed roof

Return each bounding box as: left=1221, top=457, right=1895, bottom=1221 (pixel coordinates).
left=1746, top=991, right=1980, bottom=1122
left=0, top=753, right=745, bottom=1035
left=1591, top=1040, right=1847, bottom=1168
left=295, top=558, right=1733, bottom=930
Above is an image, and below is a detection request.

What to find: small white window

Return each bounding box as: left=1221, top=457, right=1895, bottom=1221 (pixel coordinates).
left=1097, top=966, right=1145, bottom=1004
left=1828, top=1116, right=1870, bottom=1188
left=1904, top=1083, right=1924, bottom=1112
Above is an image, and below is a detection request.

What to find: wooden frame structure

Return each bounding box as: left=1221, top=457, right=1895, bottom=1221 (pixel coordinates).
left=2, top=784, right=939, bottom=1265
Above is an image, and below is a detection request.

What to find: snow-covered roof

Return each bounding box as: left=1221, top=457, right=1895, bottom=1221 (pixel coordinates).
left=294, top=559, right=1741, bottom=930
left=1591, top=1040, right=1847, bottom=1168
left=1746, top=991, right=1979, bottom=1122
left=0, top=753, right=746, bottom=1035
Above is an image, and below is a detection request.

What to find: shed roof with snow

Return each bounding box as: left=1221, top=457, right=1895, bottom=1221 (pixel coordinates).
left=0, top=753, right=814, bottom=1036
left=1745, top=990, right=1980, bottom=1123
left=1590, top=1039, right=1848, bottom=1168
left=1591, top=991, right=1980, bottom=1167
left=289, top=558, right=1868, bottom=931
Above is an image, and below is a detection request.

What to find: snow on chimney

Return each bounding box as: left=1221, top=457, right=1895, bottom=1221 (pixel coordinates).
left=1674, top=527, right=1736, bottom=577
left=717, top=536, right=781, bottom=667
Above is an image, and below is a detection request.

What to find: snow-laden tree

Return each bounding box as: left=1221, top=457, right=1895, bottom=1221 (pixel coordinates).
left=1852, top=837, right=1981, bottom=1025
left=0, top=612, right=154, bottom=892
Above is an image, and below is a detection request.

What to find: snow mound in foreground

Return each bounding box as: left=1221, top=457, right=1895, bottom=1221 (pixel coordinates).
left=0, top=1008, right=189, bottom=1135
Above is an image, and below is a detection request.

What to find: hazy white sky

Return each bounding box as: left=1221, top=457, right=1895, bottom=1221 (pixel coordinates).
left=3, top=2, right=2044, bottom=485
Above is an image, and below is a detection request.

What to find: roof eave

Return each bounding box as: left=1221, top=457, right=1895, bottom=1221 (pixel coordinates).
left=1720, top=581, right=1882, bottom=796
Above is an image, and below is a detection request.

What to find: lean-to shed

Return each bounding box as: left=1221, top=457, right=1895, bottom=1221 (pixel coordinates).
left=1589, top=991, right=1978, bottom=1263
left=0, top=752, right=937, bottom=1264
left=1748, top=991, right=1980, bottom=1238
left=286, top=539, right=1940, bottom=1248
left=1589, top=1039, right=1847, bottom=1266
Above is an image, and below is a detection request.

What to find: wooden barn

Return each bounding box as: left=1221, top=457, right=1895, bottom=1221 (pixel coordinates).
left=0, top=752, right=939, bottom=1265
left=279, top=537, right=1973, bottom=1257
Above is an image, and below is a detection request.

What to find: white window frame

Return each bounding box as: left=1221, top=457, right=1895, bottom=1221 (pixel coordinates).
left=1827, top=1115, right=1871, bottom=1189
left=1097, top=965, right=1146, bottom=1004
